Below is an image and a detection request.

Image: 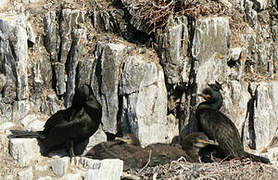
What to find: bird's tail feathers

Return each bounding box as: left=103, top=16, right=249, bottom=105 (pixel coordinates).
left=243, top=152, right=270, bottom=164
left=9, top=130, right=44, bottom=139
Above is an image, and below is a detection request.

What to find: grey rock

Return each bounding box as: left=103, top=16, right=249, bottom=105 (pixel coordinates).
left=4, top=175, right=14, bottom=180
left=77, top=58, right=94, bottom=87
left=51, top=157, right=70, bottom=177
left=193, top=17, right=231, bottom=91
left=0, top=14, right=29, bottom=101
left=64, top=29, right=86, bottom=107
left=53, top=63, right=66, bottom=96
left=72, top=158, right=123, bottom=180
left=253, top=82, right=278, bottom=149
left=228, top=48, right=246, bottom=80
left=20, top=114, right=37, bottom=127
left=37, top=176, right=52, bottom=180
left=18, top=167, right=33, bottom=180
left=0, top=0, right=9, bottom=7
left=157, top=16, right=189, bottom=85
left=59, top=174, right=83, bottom=180
left=27, top=119, right=45, bottom=131
left=120, top=56, right=171, bottom=147
left=91, top=6, right=126, bottom=34
left=9, top=138, right=40, bottom=167
left=0, top=122, right=14, bottom=131
left=44, top=11, right=59, bottom=61
left=0, top=102, right=12, bottom=123
left=12, top=100, right=31, bottom=121
left=0, top=73, right=7, bottom=93
left=93, top=42, right=127, bottom=134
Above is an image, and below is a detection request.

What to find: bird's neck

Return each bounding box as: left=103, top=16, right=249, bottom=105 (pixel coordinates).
left=197, top=100, right=222, bottom=110
left=197, top=89, right=223, bottom=110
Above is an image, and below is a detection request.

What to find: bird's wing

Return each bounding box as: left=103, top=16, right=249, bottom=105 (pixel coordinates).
left=43, top=108, right=71, bottom=134
left=197, top=109, right=243, bottom=157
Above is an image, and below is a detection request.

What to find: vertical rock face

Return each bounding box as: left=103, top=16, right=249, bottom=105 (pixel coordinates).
left=193, top=17, right=231, bottom=91
left=44, top=9, right=86, bottom=107
left=157, top=16, right=189, bottom=85
left=0, top=14, right=30, bottom=123
left=0, top=14, right=29, bottom=101
left=254, top=82, right=278, bottom=149
left=119, top=56, right=172, bottom=146
left=93, top=43, right=127, bottom=134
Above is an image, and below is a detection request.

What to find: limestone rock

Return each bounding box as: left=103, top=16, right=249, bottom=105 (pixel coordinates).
left=157, top=16, right=189, bottom=85
left=59, top=174, right=83, bottom=180
left=253, top=82, right=278, bottom=149
left=91, top=6, right=126, bottom=34
left=0, top=122, right=14, bottom=131
left=37, top=176, right=52, bottom=180
left=193, top=17, right=231, bottom=91
left=0, top=13, right=29, bottom=101
left=12, top=100, right=31, bottom=121
left=9, top=138, right=40, bottom=167
left=51, top=157, right=70, bottom=177
left=77, top=58, right=94, bottom=87
left=93, top=42, right=127, bottom=134
left=120, top=55, right=171, bottom=147
left=0, top=0, right=9, bottom=8
left=18, top=167, right=33, bottom=180
left=27, top=119, right=45, bottom=131
left=64, top=28, right=86, bottom=107
left=0, top=103, right=12, bottom=123
left=73, top=158, right=123, bottom=180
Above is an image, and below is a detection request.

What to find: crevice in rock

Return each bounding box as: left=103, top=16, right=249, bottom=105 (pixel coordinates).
left=179, top=17, right=198, bottom=135
left=27, top=40, right=34, bottom=48
left=243, top=83, right=259, bottom=149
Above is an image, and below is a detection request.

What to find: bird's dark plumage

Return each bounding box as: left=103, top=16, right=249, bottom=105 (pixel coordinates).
left=181, top=132, right=218, bottom=162
left=196, top=83, right=270, bottom=163
left=10, top=84, right=102, bottom=157
left=86, top=133, right=218, bottom=170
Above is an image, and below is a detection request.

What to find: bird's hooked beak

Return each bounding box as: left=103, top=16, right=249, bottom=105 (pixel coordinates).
left=198, top=93, right=211, bottom=100
left=198, top=138, right=219, bottom=146
left=115, top=137, right=132, bottom=144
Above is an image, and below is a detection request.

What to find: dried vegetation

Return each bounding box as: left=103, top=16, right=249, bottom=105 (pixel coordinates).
left=124, top=157, right=277, bottom=180
left=129, top=0, right=247, bottom=36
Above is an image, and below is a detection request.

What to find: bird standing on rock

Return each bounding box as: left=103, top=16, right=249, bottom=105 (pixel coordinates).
left=196, top=81, right=270, bottom=163
left=10, top=84, right=102, bottom=157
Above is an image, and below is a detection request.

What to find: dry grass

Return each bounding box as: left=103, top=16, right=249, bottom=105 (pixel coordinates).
left=125, top=157, right=277, bottom=179
left=129, top=0, right=246, bottom=35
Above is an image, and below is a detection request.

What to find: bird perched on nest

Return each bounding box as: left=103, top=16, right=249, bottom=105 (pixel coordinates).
left=196, top=81, right=270, bottom=163
left=86, top=132, right=218, bottom=170
left=10, top=84, right=102, bottom=157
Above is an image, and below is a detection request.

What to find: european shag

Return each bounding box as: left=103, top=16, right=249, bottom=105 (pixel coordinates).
left=196, top=82, right=270, bottom=163
left=86, top=134, right=143, bottom=170
left=180, top=132, right=219, bottom=162
left=10, top=84, right=102, bottom=157
left=86, top=132, right=218, bottom=170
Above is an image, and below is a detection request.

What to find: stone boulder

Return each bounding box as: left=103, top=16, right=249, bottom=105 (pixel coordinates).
left=119, top=55, right=176, bottom=147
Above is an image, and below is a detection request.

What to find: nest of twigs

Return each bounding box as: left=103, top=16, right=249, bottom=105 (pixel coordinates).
left=131, top=0, right=246, bottom=37
left=123, top=157, right=277, bottom=179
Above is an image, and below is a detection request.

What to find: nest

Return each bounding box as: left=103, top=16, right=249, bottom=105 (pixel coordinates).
left=131, top=0, right=247, bottom=43
left=124, top=157, right=277, bottom=179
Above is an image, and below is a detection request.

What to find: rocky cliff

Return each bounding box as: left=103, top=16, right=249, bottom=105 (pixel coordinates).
left=0, top=0, right=278, bottom=179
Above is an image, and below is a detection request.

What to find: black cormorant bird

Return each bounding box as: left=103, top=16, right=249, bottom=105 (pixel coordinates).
left=86, top=132, right=218, bottom=170
left=196, top=82, right=270, bottom=163
left=10, top=84, right=102, bottom=157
